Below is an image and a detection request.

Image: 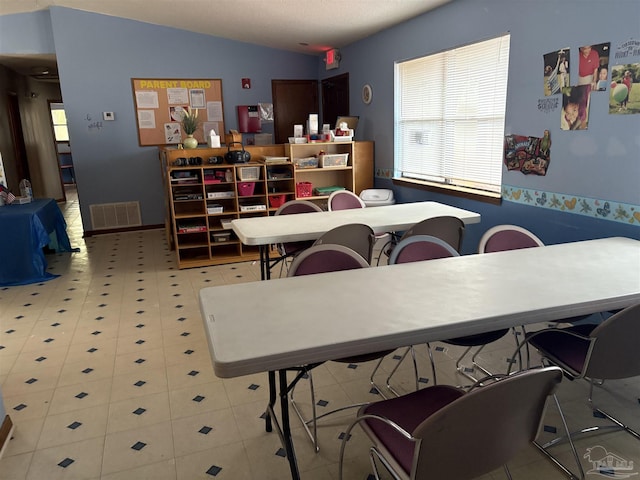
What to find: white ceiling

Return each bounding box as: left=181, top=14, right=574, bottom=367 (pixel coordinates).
left=0, top=0, right=451, bottom=78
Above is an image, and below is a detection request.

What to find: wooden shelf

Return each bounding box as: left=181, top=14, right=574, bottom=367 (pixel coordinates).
left=159, top=142, right=373, bottom=269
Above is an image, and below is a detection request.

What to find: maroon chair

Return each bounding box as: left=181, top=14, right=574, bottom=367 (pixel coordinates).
left=270, top=199, right=322, bottom=276
left=338, top=366, right=563, bottom=480
left=287, top=244, right=395, bottom=453
left=508, top=303, right=640, bottom=479
left=327, top=189, right=366, bottom=210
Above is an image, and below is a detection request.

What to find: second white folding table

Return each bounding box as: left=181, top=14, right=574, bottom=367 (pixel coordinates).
left=231, top=201, right=482, bottom=279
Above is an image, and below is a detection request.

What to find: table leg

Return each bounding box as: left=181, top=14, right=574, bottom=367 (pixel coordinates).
left=259, top=245, right=272, bottom=281
left=263, top=370, right=301, bottom=479
left=279, top=369, right=300, bottom=479
left=266, top=370, right=275, bottom=432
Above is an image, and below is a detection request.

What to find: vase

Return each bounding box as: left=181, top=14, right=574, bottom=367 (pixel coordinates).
left=183, top=135, right=198, bottom=149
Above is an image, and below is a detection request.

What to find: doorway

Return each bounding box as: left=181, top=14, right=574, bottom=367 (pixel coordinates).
left=48, top=101, right=75, bottom=202
left=271, top=80, right=319, bottom=144
left=6, top=92, right=31, bottom=185
left=322, top=73, right=350, bottom=129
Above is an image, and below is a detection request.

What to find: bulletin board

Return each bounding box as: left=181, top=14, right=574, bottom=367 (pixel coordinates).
left=131, top=78, right=225, bottom=146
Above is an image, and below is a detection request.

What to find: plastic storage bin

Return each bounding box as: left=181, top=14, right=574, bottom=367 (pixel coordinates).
left=237, top=166, right=261, bottom=181
left=319, top=153, right=349, bottom=168
left=269, top=195, right=287, bottom=208
left=296, top=182, right=313, bottom=197
left=237, top=182, right=256, bottom=196
left=293, top=157, right=318, bottom=169
left=359, top=189, right=395, bottom=207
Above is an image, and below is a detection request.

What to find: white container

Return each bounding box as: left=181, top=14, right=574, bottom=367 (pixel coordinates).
left=359, top=189, right=395, bottom=207
left=237, top=166, right=261, bottom=181
left=207, top=130, right=221, bottom=148
left=207, top=204, right=223, bottom=214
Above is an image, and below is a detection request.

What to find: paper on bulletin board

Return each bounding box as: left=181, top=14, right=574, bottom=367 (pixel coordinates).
left=138, top=110, right=156, bottom=129
left=136, top=91, right=159, bottom=108
left=164, top=122, right=181, bottom=143
left=207, top=101, right=223, bottom=122
left=167, top=88, right=188, bottom=105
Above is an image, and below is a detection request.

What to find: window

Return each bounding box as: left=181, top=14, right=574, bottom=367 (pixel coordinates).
left=50, top=102, right=69, bottom=142
left=395, top=33, right=510, bottom=195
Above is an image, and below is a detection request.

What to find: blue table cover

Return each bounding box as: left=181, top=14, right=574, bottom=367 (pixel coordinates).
left=0, top=198, right=76, bottom=287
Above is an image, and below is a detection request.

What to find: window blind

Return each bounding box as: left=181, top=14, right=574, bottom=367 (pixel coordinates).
left=395, top=34, right=510, bottom=194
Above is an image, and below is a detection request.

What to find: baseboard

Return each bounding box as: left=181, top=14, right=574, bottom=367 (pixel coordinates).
left=83, top=224, right=163, bottom=237
left=0, top=415, right=14, bottom=460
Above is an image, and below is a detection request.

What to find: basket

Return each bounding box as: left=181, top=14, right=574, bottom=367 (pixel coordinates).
left=319, top=153, right=349, bottom=168
left=237, top=166, right=261, bottom=181
left=296, top=182, right=313, bottom=198
left=269, top=194, right=287, bottom=208
left=237, top=182, right=256, bottom=196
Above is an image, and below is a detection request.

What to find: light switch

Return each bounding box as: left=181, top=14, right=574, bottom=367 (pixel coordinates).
left=103, top=112, right=115, bottom=121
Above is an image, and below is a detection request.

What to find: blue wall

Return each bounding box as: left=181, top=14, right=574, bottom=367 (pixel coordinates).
left=325, top=0, right=640, bottom=252
left=1, top=0, right=639, bottom=250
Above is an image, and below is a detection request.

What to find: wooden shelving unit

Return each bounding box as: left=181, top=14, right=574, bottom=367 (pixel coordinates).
left=160, top=142, right=373, bottom=268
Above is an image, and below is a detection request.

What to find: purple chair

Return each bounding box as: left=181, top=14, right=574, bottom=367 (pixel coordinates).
left=327, top=189, right=366, bottom=210
left=270, top=199, right=322, bottom=276
left=287, top=244, right=395, bottom=452
left=388, top=234, right=512, bottom=387
left=478, top=224, right=544, bottom=252
left=338, top=366, right=563, bottom=480
left=508, top=303, right=640, bottom=479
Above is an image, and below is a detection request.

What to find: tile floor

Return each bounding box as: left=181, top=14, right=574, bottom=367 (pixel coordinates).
left=0, top=188, right=638, bottom=479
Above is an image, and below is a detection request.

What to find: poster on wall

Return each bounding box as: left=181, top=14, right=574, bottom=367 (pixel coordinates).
left=504, top=131, right=551, bottom=176
left=578, top=43, right=610, bottom=91
left=609, top=63, right=638, bottom=114
left=561, top=85, right=591, bottom=130
left=543, top=48, right=570, bottom=96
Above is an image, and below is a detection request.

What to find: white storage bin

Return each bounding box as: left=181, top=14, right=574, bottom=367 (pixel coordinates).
left=237, top=166, right=261, bottom=181
left=359, top=189, right=395, bottom=207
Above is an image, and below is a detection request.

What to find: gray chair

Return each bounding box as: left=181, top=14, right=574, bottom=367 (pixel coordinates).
left=507, top=303, right=640, bottom=480
left=312, top=223, right=375, bottom=264
left=338, top=366, right=564, bottom=480
left=379, top=215, right=464, bottom=265
left=287, top=244, right=395, bottom=452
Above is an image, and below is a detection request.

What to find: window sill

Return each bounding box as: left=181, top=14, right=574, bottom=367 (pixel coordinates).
left=392, top=177, right=502, bottom=205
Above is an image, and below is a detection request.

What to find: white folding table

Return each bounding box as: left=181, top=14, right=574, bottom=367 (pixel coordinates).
left=199, top=237, right=640, bottom=479
left=230, top=201, right=481, bottom=279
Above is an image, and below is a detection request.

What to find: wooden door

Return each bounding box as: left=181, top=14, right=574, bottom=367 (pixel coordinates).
left=322, top=73, right=350, bottom=129
left=272, top=80, right=319, bottom=144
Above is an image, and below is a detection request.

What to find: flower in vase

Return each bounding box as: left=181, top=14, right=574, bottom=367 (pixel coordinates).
left=181, top=107, right=199, bottom=135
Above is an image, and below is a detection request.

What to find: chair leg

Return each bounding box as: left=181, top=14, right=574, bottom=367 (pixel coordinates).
left=455, top=328, right=523, bottom=384
left=503, top=464, right=513, bottom=480
left=289, top=369, right=320, bottom=452
left=536, top=377, right=640, bottom=477
left=384, top=344, right=437, bottom=397
left=587, top=380, right=640, bottom=440
left=533, top=393, right=585, bottom=480
left=292, top=359, right=388, bottom=453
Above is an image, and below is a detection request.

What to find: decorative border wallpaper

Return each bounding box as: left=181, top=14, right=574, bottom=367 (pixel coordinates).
left=375, top=170, right=639, bottom=226
left=502, top=184, right=640, bottom=226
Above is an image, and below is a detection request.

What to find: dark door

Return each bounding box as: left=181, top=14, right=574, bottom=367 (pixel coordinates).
left=322, top=73, right=350, bottom=129
left=272, top=80, right=319, bottom=144
left=6, top=92, right=31, bottom=184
